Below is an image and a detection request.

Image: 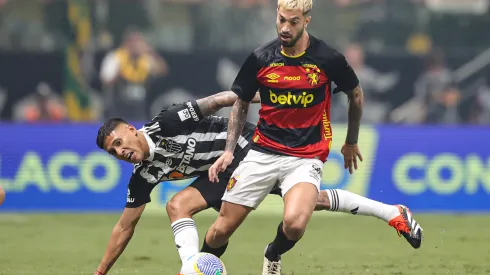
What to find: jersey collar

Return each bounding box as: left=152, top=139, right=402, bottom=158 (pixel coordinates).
left=143, top=132, right=156, bottom=161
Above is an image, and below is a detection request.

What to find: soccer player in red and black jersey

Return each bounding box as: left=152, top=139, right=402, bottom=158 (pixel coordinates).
left=205, top=0, right=422, bottom=274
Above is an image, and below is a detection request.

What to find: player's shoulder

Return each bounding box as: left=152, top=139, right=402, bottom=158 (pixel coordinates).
left=145, top=101, right=191, bottom=126
left=130, top=161, right=147, bottom=179
left=252, top=38, right=280, bottom=63
left=309, top=35, right=344, bottom=64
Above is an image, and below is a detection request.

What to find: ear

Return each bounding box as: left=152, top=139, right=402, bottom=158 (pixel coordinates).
left=127, top=124, right=136, bottom=132
left=305, top=16, right=311, bottom=26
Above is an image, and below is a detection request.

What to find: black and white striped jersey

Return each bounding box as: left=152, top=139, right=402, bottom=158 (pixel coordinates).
left=126, top=100, right=255, bottom=208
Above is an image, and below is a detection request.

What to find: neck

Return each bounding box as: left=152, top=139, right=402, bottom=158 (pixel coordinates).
left=138, top=131, right=150, bottom=159
left=282, top=31, right=310, bottom=56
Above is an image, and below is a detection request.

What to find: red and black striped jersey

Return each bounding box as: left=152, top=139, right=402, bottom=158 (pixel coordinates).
left=232, top=35, right=359, bottom=162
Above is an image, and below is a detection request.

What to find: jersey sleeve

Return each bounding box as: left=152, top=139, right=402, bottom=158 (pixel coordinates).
left=125, top=168, right=156, bottom=208
left=231, top=52, right=260, bottom=102
left=325, top=50, right=360, bottom=92
left=151, top=100, right=204, bottom=136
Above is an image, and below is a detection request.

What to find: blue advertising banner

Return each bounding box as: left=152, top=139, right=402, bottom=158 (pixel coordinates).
left=368, top=125, right=490, bottom=212
left=0, top=123, right=132, bottom=211
left=0, top=123, right=489, bottom=212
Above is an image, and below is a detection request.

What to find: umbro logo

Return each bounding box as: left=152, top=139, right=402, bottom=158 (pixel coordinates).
left=265, top=73, right=280, bottom=83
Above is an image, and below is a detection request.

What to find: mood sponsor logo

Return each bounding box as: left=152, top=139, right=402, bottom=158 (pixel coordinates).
left=283, top=76, right=301, bottom=81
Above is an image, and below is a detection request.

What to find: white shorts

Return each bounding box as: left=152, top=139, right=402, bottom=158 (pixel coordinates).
left=221, top=149, right=324, bottom=209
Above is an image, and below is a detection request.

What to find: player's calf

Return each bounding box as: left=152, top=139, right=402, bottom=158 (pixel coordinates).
left=282, top=203, right=314, bottom=240
left=166, top=187, right=209, bottom=262
left=265, top=183, right=318, bottom=262
left=314, top=190, right=331, bottom=211
left=315, top=189, right=424, bottom=248
left=201, top=201, right=252, bottom=257
left=319, top=189, right=400, bottom=222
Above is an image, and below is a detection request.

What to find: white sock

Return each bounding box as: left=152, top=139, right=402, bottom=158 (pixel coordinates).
left=171, top=218, right=199, bottom=262
left=324, top=189, right=400, bottom=222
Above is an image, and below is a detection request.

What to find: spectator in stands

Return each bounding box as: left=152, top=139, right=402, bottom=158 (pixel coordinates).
left=414, top=49, right=462, bottom=124
left=12, top=82, right=67, bottom=122
left=475, top=83, right=490, bottom=124
left=100, top=29, right=169, bottom=121
left=331, top=43, right=399, bottom=123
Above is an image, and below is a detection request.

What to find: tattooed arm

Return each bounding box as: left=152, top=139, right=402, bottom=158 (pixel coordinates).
left=208, top=52, right=259, bottom=181
left=345, top=85, right=364, bottom=145
left=225, top=98, right=250, bottom=153
left=196, top=91, right=260, bottom=116
left=208, top=98, right=250, bottom=182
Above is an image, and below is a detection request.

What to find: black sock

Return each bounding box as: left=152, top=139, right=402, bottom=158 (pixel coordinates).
left=200, top=233, right=229, bottom=258
left=265, top=221, right=298, bottom=262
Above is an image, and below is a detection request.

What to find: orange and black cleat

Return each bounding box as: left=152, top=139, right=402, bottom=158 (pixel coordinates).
left=388, top=205, right=423, bottom=249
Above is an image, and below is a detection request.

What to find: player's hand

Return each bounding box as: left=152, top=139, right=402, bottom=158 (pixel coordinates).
left=341, top=143, right=363, bottom=174
left=209, top=151, right=234, bottom=183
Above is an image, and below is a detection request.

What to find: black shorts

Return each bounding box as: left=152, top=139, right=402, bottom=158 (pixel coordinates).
left=190, top=173, right=283, bottom=212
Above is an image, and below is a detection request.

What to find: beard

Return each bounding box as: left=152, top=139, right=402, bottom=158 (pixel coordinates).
left=278, top=26, right=305, bottom=47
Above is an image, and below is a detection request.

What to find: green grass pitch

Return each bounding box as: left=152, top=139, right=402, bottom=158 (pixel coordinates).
left=0, top=209, right=489, bottom=275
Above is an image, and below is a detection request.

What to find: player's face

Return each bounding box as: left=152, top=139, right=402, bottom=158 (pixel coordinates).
left=104, top=124, right=146, bottom=164
left=276, top=8, right=311, bottom=47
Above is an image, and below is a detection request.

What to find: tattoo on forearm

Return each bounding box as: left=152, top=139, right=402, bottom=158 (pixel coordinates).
left=197, top=92, right=238, bottom=116
left=225, top=99, right=249, bottom=152
left=346, top=85, right=363, bottom=145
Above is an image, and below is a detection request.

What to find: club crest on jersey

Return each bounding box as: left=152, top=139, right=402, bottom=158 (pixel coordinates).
left=305, top=68, right=320, bottom=86
left=227, top=177, right=238, bottom=191
left=157, top=137, right=182, bottom=154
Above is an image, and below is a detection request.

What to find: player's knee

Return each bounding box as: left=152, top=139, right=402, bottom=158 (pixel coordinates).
left=213, top=214, right=240, bottom=239
left=166, top=196, right=189, bottom=219
left=283, top=213, right=309, bottom=240
left=211, top=223, right=235, bottom=240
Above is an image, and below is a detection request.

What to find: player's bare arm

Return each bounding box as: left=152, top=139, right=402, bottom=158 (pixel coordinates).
left=94, top=205, right=145, bottom=275
left=196, top=91, right=260, bottom=117
left=225, top=99, right=250, bottom=152
left=208, top=98, right=250, bottom=182
left=346, top=84, right=363, bottom=144
left=342, top=84, right=364, bottom=174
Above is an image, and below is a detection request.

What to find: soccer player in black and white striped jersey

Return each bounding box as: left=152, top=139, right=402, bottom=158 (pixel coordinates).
left=92, top=91, right=422, bottom=275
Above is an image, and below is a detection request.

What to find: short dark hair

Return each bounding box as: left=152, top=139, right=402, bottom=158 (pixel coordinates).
left=96, top=118, right=129, bottom=150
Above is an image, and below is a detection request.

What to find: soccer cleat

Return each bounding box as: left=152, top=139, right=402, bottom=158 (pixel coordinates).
left=262, top=245, right=282, bottom=275
left=388, top=205, right=423, bottom=249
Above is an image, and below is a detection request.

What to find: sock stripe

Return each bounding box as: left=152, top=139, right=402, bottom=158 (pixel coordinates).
left=172, top=221, right=195, bottom=232
left=172, top=220, right=195, bottom=231
left=173, top=225, right=196, bottom=236
left=331, top=189, right=339, bottom=211
left=172, top=221, right=196, bottom=236
left=327, top=189, right=336, bottom=211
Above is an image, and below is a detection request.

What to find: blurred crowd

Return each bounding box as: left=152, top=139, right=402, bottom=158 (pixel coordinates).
left=0, top=0, right=489, bottom=124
